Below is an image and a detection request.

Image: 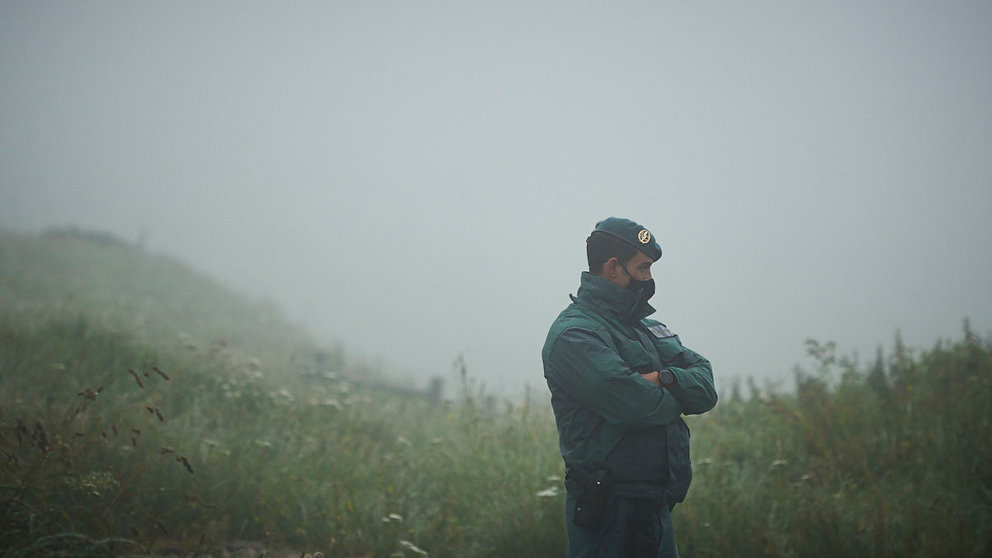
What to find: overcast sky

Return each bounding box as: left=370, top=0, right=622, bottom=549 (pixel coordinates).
left=3, top=1, right=990, bottom=397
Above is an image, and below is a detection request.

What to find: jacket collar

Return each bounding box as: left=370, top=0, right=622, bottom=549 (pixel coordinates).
left=570, top=272, right=655, bottom=323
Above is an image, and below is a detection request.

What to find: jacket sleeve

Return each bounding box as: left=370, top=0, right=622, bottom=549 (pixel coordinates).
left=546, top=327, right=684, bottom=428
left=659, top=339, right=718, bottom=415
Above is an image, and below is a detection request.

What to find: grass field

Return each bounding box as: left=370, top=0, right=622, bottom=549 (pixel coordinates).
left=1, top=229, right=989, bottom=557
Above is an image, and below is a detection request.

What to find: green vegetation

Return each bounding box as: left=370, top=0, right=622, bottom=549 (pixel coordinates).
left=1, top=228, right=989, bottom=557
left=681, top=333, right=991, bottom=557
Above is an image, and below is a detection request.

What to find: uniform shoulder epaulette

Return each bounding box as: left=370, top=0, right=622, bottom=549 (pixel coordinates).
left=647, top=323, right=676, bottom=339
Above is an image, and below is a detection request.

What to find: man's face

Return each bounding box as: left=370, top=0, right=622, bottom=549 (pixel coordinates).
left=606, top=251, right=654, bottom=288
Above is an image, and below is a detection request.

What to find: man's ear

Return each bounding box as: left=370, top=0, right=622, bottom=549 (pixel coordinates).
left=606, top=257, right=619, bottom=277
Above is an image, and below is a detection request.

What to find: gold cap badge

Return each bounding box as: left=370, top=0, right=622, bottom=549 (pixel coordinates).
left=637, top=230, right=651, bottom=244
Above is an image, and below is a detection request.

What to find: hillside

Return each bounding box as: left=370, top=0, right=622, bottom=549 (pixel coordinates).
left=0, top=228, right=565, bottom=557
left=0, top=227, right=325, bottom=365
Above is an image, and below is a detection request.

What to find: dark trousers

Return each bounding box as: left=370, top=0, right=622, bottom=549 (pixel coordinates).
left=565, top=493, right=679, bottom=558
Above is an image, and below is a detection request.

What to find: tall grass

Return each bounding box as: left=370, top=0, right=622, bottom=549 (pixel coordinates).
left=1, top=229, right=989, bottom=556
left=679, top=330, right=991, bottom=558
left=0, top=310, right=565, bottom=556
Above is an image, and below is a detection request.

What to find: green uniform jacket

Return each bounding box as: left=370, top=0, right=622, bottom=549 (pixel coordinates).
left=543, top=272, right=717, bottom=505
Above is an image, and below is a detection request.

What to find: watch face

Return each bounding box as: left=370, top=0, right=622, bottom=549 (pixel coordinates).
left=660, top=370, right=675, bottom=386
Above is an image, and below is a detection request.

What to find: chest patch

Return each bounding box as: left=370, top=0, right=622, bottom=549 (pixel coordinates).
left=648, top=323, right=676, bottom=339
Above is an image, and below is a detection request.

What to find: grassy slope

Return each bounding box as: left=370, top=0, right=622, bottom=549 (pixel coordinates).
left=0, top=227, right=314, bottom=361
left=1, top=228, right=990, bottom=557
left=0, top=229, right=565, bottom=557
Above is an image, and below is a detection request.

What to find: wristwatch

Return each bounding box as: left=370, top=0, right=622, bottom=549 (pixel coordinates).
left=659, top=369, right=676, bottom=387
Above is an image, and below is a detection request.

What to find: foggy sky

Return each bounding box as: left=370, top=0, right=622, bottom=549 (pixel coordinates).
left=3, top=1, right=991, bottom=396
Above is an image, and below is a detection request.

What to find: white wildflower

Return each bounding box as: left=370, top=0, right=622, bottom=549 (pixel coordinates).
left=320, top=398, right=342, bottom=409
left=398, top=540, right=428, bottom=556
left=536, top=486, right=560, bottom=498
left=269, top=387, right=294, bottom=403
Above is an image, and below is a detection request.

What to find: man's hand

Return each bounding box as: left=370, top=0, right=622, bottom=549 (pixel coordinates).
left=639, top=371, right=661, bottom=387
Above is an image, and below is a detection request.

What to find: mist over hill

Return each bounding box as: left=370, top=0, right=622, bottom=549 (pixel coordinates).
left=0, top=227, right=428, bottom=391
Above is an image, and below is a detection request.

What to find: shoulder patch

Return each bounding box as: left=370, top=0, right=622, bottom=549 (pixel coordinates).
left=648, top=323, right=676, bottom=339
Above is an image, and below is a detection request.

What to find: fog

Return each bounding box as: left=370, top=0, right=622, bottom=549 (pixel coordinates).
left=2, top=1, right=990, bottom=397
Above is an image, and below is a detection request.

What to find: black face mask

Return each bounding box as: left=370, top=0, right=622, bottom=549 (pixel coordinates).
left=618, top=262, right=656, bottom=302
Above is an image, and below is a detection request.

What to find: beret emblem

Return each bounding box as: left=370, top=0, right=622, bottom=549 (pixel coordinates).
left=637, top=230, right=651, bottom=244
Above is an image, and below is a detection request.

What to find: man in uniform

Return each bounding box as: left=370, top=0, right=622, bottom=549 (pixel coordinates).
left=542, top=217, right=718, bottom=558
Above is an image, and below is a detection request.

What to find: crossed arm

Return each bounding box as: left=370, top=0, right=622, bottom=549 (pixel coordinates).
left=545, top=328, right=685, bottom=428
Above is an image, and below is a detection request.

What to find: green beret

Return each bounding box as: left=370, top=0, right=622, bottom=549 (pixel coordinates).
left=591, top=217, right=663, bottom=261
